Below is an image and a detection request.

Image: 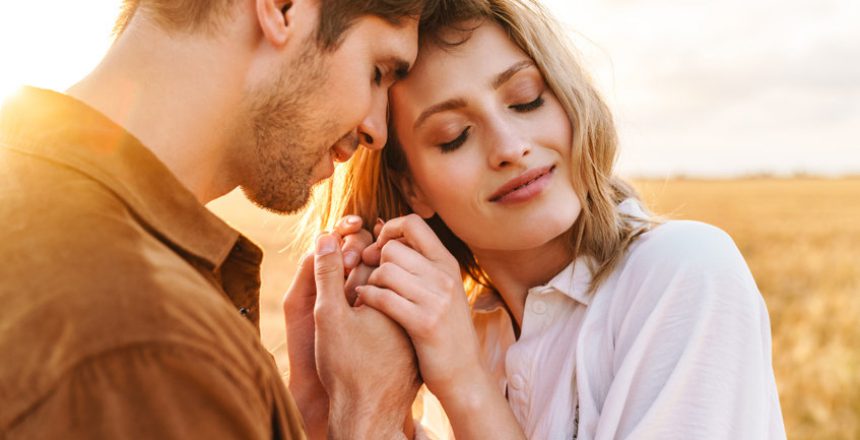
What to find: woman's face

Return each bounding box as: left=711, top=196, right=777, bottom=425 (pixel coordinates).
left=389, top=20, right=581, bottom=252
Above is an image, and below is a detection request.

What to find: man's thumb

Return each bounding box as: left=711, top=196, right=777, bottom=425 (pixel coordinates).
left=313, top=233, right=346, bottom=314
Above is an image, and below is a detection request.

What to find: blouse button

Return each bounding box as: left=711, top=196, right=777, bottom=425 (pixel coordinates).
left=532, top=300, right=547, bottom=315
left=510, top=374, right=526, bottom=390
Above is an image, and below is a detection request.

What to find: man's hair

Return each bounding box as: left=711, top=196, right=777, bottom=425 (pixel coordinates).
left=114, top=0, right=448, bottom=51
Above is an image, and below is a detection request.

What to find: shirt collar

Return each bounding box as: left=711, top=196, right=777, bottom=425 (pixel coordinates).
left=528, top=257, right=593, bottom=306
left=0, top=86, right=242, bottom=271
left=472, top=258, right=593, bottom=314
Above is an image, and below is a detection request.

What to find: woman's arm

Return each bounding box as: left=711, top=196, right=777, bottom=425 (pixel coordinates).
left=357, top=214, right=526, bottom=440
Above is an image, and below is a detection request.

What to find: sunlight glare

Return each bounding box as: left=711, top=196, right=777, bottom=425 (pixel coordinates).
left=0, top=1, right=118, bottom=99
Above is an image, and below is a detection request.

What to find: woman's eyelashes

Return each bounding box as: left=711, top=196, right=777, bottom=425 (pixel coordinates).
left=434, top=93, right=543, bottom=153
left=510, top=94, right=545, bottom=113
left=438, top=126, right=471, bottom=153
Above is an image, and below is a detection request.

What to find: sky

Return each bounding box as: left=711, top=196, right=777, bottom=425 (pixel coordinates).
left=1, top=0, right=857, bottom=178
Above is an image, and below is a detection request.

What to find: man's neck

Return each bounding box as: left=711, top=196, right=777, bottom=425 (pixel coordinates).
left=67, top=18, right=254, bottom=204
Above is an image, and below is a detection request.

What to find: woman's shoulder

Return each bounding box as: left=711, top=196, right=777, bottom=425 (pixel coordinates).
left=601, top=219, right=759, bottom=318
left=597, top=219, right=766, bottom=355
left=625, top=220, right=745, bottom=274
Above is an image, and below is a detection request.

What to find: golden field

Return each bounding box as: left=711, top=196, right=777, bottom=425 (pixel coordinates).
left=208, top=177, right=860, bottom=440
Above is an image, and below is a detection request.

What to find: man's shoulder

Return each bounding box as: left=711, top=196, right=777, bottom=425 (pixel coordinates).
left=0, top=151, right=264, bottom=419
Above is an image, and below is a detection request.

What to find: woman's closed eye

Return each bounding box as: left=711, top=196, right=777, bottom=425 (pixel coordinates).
left=438, top=126, right=471, bottom=153
left=510, top=94, right=545, bottom=113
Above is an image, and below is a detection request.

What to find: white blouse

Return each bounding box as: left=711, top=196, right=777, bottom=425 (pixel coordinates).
left=414, top=201, right=786, bottom=439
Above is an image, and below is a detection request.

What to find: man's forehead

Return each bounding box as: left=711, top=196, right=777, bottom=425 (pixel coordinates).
left=356, top=15, right=419, bottom=66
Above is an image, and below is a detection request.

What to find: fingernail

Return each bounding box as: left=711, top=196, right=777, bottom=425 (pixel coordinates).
left=343, top=251, right=359, bottom=268
left=316, top=234, right=337, bottom=256
left=375, top=218, right=385, bottom=227
left=346, top=215, right=361, bottom=225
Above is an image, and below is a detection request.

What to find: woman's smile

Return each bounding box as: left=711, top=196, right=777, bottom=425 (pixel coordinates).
left=489, top=165, right=555, bottom=204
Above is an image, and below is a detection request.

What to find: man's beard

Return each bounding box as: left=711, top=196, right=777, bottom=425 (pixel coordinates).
left=241, top=42, right=335, bottom=214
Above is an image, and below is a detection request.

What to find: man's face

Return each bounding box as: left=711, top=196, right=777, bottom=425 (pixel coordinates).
left=240, top=15, right=419, bottom=214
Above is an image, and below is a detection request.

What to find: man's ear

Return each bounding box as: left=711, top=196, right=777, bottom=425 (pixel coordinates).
left=256, top=0, right=296, bottom=47
left=399, top=174, right=436, bottom=219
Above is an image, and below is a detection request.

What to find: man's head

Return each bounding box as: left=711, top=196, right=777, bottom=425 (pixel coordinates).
left=115, top=0, right=427, bottom=50
left=115, top=0, right=432, bottom=213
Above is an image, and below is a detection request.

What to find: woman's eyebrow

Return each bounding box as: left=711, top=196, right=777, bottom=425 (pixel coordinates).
left=413, top=98, right=467, bottom=131
left=492, top=60, right=535, bottom=90
left=412, top=60, right=536, bottom=131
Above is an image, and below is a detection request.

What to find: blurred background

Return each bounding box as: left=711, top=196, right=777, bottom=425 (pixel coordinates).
left=2, top=1, right=858, bottom=438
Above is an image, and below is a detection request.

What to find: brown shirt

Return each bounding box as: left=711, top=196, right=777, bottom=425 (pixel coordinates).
left=0, top=87, right=306, bottom=439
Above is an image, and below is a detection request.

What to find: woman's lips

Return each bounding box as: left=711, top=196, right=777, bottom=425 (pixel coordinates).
left=489, top=165, right=555, bottom=204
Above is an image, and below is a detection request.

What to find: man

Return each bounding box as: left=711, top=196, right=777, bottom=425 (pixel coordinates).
left=0, top=0, right=455, bottom=437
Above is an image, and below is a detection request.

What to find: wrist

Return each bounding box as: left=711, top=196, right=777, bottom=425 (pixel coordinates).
left=289, top=381, right=329, bottom=438
left=433, top=367, right=498, bottom=416
left=328, top=393, right=408, bottom=440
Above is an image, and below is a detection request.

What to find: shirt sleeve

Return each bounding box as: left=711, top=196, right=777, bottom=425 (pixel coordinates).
left=590, top=222, right=785, bottom=440
left=8, top=342, right=283, bottom=439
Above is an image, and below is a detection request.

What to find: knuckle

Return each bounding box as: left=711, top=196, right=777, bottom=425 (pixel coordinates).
left=413, top=318, right=432, bottom=338
left=439, top=274, right=457, bottom=293
left=380, top=242, right=395, bottom=262
left=314, top=261, right=341, bottom=276
left=370, top=263, right=394, bottom=284
left=314, top=300, right=342, bottom=321
left=379, top=262, right=396, bottom=275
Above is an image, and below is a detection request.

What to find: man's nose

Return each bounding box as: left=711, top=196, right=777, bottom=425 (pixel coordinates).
left=357, top=91, right=389, bottom=151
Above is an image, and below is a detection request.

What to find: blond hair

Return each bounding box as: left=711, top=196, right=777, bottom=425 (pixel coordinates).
left=299, top=0, right=654, bottom=295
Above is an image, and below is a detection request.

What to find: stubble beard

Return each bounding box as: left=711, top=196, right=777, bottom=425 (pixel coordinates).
left=241, top=42, right=335, bottom=214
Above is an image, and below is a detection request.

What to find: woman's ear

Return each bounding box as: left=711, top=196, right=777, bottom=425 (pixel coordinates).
left=399, top=175, right=436, bottom=219
left=256, top=0, right=296, bottom=47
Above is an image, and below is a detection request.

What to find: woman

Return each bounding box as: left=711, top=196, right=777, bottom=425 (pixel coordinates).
left=303, top=0, right=786, bottom=438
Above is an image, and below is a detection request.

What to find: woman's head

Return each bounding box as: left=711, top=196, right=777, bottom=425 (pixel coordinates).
left=306, top=0, right=648, bottom=290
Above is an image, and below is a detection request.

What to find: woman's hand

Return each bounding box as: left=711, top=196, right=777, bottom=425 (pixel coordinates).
left=355, top=214, right=485, bottom=400
left=356, top=214, right=525, bottom=439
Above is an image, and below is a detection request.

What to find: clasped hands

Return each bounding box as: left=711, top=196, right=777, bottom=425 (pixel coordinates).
left=283, top=215, right=487, bottom=439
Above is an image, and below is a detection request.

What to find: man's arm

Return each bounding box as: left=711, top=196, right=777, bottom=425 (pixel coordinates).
left=7, top=344, right=282, bottom=439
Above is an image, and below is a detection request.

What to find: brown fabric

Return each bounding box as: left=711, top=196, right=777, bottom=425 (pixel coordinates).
left=0, top=87, right=306, bottom=439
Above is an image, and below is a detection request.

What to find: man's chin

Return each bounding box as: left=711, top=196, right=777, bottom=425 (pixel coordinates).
left=240, top=185, right=312, bottom=215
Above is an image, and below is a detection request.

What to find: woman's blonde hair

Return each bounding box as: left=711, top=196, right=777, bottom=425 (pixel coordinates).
left=298, top=0, right=653, bottom=295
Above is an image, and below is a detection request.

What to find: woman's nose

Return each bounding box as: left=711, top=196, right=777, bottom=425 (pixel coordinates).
left=487, top=119, right=531, bottom=169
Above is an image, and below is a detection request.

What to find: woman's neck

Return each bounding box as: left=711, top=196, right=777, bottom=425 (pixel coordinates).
left=473, top=232, right=574, bottom=327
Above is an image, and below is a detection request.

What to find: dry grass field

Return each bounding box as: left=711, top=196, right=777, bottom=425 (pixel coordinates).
left=208, top=177, right=860, bottom=440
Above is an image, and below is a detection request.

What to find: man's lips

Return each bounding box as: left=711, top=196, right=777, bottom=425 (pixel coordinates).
left=488, top=165, right=555, bottom=202
left=312, top=134, right=360, bottom=183
left=331, top=133, right=360, bottom=163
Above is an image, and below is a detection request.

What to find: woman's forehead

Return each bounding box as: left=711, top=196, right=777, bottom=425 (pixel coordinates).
left=393, top=21, right=530, bottom=105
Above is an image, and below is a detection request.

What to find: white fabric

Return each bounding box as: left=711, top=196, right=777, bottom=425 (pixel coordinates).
left=414, top=201, right=786, bottom=439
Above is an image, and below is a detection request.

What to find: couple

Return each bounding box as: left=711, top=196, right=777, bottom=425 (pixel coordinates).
left=0, top=1, right=785, bottom=440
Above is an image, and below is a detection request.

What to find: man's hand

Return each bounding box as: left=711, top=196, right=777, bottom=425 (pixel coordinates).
left=313, top=231, right=421, bottom=439
left=283, top=253, right=328, bottom=439
left=282, top=216, right=375, bottom=439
